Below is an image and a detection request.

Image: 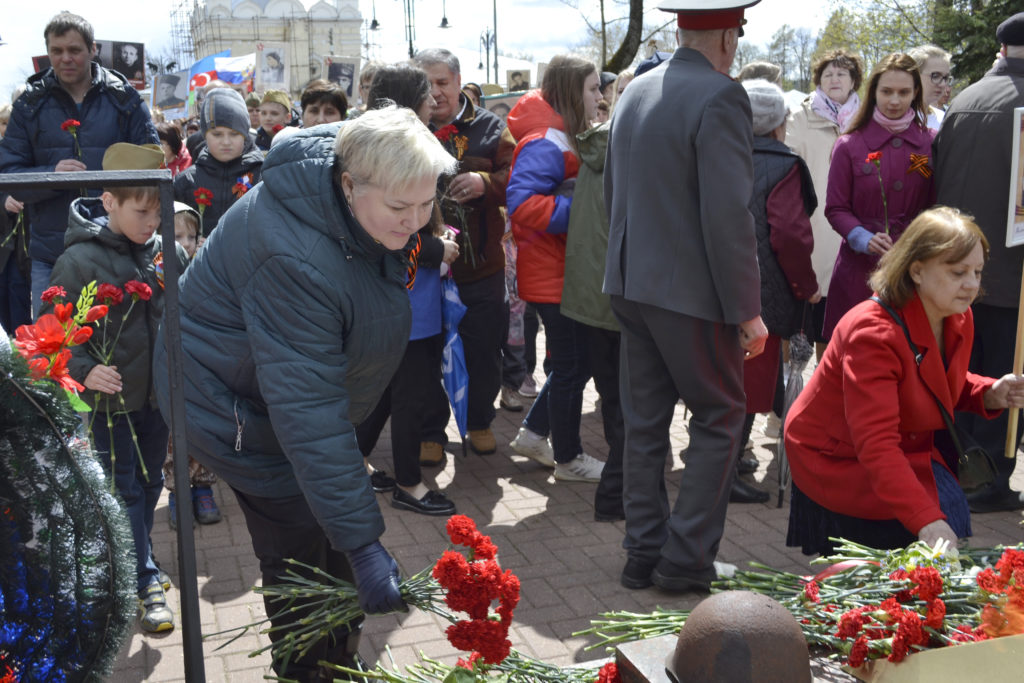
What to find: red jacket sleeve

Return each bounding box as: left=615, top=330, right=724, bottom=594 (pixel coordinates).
left=767, top=164, right=818, bottom=300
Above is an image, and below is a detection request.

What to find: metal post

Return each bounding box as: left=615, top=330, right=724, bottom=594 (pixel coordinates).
left=0, top=169, right=206, bottom=682
left=492, top=0, right=499, bottom=86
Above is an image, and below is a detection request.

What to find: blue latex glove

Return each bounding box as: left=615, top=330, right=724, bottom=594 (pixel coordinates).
left=346, top=541, right=407, bottom=615
left=846, top=226, right=874, bottom=254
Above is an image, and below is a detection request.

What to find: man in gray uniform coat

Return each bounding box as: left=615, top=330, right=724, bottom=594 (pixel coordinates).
left=934, top=11, right=1024, bottom=512
left=603, top=0, right=767, bottom=593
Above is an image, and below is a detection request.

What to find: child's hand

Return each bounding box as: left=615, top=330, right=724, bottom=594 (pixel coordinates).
left=84, top=365, right=122, bottom=394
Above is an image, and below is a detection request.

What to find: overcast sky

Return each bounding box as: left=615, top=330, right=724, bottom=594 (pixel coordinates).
left=0, top=0, right=828, bottom=98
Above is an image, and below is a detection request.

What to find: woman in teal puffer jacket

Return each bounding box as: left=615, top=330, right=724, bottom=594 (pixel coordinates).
left=153, top=107, right=456, bottom=681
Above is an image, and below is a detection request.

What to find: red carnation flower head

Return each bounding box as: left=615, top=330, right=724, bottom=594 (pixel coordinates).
left=193, top=187, right=214, bottom=208
left=434, top=124, right=458, bottom=142
left=909, top=566, right=943, bottom=603
left=272, top=124, right=285, bottom=134
left=847, top=635, right=870, bottom=667
left=40, top=285, right=67, bottom=304
left=446, top=514, right=480, bottom=547
left=866, top=151, right=882, bottom=164
left=596, top=661, right=621, bottom=683
left=803, top=580, right=821, bottom=603
left=61, top=119, right=81, bottom=132
left=124, top=280, right=152, bottom=302
left=96, top=283, right=124, bottom=307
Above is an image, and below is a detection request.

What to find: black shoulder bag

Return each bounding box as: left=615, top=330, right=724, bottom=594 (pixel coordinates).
left=870, top=296, right=996, bottom=491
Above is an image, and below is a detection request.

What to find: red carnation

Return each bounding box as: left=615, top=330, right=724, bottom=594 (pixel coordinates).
left=866, top=151, right=882, bottom=164
left=836, top=607, right=868, bottom=639
left=803, top=580, right=820, bottom=603
left=924, top=598, right=946, bottom=629
left=596, top=661, right=621, bottom=683
left=272, top=124, right=285, bottom=134
left=977, top=567, right=1004, bottom=594
left=96, top=283, right=124, bottom=306
left=124, top=280, right=152, bottom=302
left=193, top=187, right=213, bottom=208
left=61, top=119, right=81, bottom=133
left=434, top=124, right=458, bottom=143
left=40, top=285, right=67, bottom=304
left=909, top=566, right=943, bottom=603
left=847, top=635, right=869, bottom=667
left=996, top=548, right=1024, bottom=581
left=446, top=514, right=480, bottom=547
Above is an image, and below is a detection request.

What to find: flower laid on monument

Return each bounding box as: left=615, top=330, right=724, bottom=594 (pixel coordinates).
left=223, top=514, right=608, bottom=682
left=576, top=538, right=1024, bottom=676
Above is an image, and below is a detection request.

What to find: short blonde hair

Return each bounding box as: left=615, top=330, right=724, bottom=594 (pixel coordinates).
left=333, top=105, right=457, bottom=193
left=870, top=206, right=990, bottom=308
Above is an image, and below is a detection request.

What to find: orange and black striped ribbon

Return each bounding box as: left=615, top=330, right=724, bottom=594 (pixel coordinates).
left=406, top=234, right=421, bottom=290
left=908, top=154, right=932, bottom=179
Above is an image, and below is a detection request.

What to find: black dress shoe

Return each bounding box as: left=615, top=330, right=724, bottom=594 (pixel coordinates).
left=621, top=558, right=656, bottom=590
left=737, top=454, right=759, bottom=475
left=594, top=507, right=626, bottom=523
left=370, top=470, right=396, bottom=493
left=651, top=558, right=714, bottom=593
left=966, top=485, right=1024, bottom=513
left=391, top=488, right=457, bottom=516
left=729, top=477, right=770, bottom=504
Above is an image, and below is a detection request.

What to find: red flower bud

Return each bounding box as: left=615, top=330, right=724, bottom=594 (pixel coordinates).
left=85, top=305, right=108, bottom=322
left=71, top=325, right=93, bottom=344
left=54, top=302, right=73, bottom=323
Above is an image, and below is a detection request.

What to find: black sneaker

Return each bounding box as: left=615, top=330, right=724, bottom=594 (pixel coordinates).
left=138, top=581, right=175, bottom=633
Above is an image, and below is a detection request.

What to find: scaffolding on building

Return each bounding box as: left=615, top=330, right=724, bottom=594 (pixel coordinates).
left=169, top=0, right=196, bottom=70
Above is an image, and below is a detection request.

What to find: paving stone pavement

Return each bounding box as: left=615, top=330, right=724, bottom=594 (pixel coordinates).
left=111, top=368, right=1024, bottom=682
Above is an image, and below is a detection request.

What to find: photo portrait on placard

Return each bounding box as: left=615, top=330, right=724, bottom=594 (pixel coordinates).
left=324, top=56, right=360, bottom=99
left=507, top=70, right=530, bottom=92
left=154, top=70, right=188, bottom=114
left=1009, top=107, right=1024, bottom=247
left=257, top=42, right=289, bottom=92
left=32, top=55, right=51, bottom=73
left=483, top=92, right=524, bottom=124
left=113, top=41, right=145, bottom=83
left=93, top=40, right=113, bottom=70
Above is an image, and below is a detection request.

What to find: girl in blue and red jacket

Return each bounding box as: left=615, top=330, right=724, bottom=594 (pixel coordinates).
left=506, top=55, right=606, bottom=483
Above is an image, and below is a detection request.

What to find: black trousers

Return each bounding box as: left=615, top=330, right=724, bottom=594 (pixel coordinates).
left=232, top=488, right=362, bottom=681
left=357, top=334, right=447, bottom=486
left=957, top=303, right=1023, bottom=491
left=587, top=324, right=625, bottom=516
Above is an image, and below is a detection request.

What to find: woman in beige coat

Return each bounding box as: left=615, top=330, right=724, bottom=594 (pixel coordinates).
left=786, top=49, right=864, bottom=353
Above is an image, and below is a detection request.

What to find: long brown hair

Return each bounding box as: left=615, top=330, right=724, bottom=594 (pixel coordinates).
left=541, top=55, right=596, bottom=157
left=845, top=53, right=927, bottom=134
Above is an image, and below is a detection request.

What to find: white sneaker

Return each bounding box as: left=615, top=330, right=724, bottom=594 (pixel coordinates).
left=762, top=412, right=782, bottom=439
left=500, top=386, right=524, bottom=412
left=554, top=452, right=604, bottom=482
left=519, top=375, right=539, bottom=398
left=510, top=427, right=555, bottom=467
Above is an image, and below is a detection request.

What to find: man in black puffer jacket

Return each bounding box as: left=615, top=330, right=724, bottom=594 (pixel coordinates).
left=154, top=108, right=457, bottom=680
left=0, top=12, right=158, bottom=314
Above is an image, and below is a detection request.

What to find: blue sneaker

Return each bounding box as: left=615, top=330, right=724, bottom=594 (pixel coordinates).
left=192, top=486, right=222, bottom=525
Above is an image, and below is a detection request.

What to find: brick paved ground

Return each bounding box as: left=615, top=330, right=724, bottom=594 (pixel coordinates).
left=111, top=366, right=1024, bottom=682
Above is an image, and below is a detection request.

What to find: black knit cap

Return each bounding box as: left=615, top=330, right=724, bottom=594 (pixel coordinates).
left=997, top=12, right=1024, bottom=46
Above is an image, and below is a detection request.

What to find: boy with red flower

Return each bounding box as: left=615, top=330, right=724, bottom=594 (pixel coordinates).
left=44, top=142, right=189, bottom=634
left=173, top=89, right=263, bottom=236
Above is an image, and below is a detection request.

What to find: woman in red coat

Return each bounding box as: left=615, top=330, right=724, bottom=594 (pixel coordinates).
left=785, top=207, right=1024, bottom=555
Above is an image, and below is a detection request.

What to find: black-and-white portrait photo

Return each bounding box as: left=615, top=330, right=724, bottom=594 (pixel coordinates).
left=154, top=71, right=187, bottom=110
left=507, top=70, right=530, bottom=92
left=113, top=41, right=145, bottom=82
left=325, top=56, right=360, bottom=99
left=484, top=93, right=523, bottom=124
left=257, top=42, right=289, bottom=92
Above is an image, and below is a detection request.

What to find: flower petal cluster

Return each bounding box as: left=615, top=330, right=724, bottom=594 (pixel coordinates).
left=124, top=280, right=152, bottom=302
left=432, top=515, right=521, bottom=666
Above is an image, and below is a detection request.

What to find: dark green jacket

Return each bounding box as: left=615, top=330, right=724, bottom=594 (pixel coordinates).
left=46, top=197, right=188, bottom=413
left=562, top=122, right=618, bottom=331
left=153, top=124, right=412, bottom=552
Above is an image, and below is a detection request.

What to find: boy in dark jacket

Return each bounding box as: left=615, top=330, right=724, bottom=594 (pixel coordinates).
left=44, top=143, right=189, bottom=634
left=173, top=89, right=263, bottom=236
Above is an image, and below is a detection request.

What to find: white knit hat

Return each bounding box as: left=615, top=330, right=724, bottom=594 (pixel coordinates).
left=742, top=79, right=787, bottom=137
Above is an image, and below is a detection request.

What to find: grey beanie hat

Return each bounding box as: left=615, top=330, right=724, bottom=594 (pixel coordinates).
left=200, top=88, right=250, bottom=137
left=743, top=78, right=787, bottom=137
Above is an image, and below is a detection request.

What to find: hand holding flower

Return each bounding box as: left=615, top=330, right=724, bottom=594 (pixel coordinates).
left=983, top=373, right=1024, bottom=410
left=84, top=364, right=122, bottom=395
left=866, top=231, right=894, bottom=256
left=449, top=171, right=484, bottom=204
left=55, top=159, right=87, bottom=173
left=917, top=519, right=957, bottom=548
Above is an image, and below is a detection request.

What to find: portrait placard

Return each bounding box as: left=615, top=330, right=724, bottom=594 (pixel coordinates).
left=1008, top=107, right=1024, bottom=248
left=324, top=56, right=360, bottom=100
left=506, top=69, right=530, bottom=92
left=256, top=42, right=289, bottom=93
left=483, top=92, right=524, bottom=124
left=153, top=69, right=189, bottom=118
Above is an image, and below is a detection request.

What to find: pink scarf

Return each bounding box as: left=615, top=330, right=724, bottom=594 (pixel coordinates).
left=810, top=88, right=860, bottom=133
left=872, top=106, right=917, bottom=134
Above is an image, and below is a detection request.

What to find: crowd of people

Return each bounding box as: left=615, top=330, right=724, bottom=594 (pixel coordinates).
left=2, top=3, right=1024, bottom=679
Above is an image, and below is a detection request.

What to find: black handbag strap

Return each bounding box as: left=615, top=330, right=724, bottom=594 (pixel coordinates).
left=869, top=296, right=968, bottom=462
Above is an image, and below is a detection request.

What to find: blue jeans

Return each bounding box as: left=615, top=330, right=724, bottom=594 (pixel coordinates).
left=522, top=302, right=590, bottom=463
left=0, top=253, right=31, bottom=332
left=90, top=404, right=169, bottom=592
left=30, top=259, right=53, bottom=319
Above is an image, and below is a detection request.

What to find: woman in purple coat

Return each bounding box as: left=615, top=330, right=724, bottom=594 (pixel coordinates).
left=822, top=53, right=936, bottom=339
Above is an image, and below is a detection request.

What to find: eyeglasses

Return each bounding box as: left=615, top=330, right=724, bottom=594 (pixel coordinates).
left=929, top=72, right=955, bottom=86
